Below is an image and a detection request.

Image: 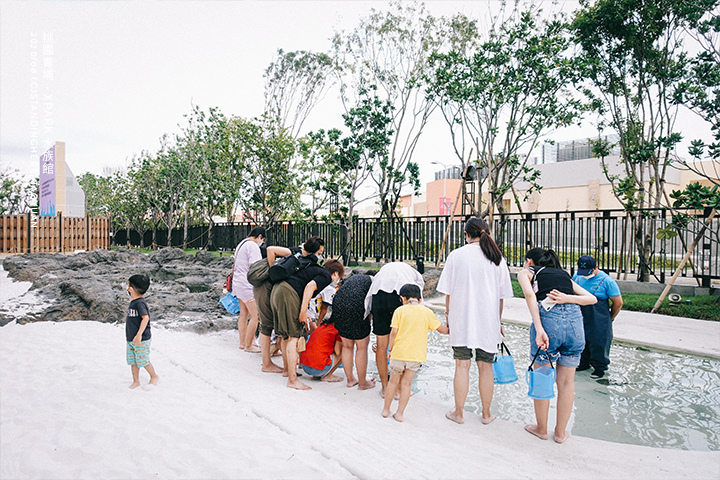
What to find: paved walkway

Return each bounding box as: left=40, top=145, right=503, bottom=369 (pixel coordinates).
left=426, top=296, right=720, bottom=360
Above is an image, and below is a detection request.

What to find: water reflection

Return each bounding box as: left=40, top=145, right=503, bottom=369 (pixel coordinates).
left=370, top=320, right=720, bottom=451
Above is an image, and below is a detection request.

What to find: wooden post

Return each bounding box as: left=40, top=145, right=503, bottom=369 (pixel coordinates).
left=651, top=209, right=717, bottom=313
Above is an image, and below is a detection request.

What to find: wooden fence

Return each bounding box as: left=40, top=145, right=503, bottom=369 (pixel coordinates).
left=0, top=213, right=110, bottom=254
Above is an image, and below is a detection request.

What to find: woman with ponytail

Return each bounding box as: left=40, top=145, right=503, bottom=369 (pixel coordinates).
left=518, top=247, right=597, bottom=444
left=437, top=217, right=513, bottom=425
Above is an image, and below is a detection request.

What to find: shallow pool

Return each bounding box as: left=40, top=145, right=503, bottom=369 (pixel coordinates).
left=370, top=322, right=720, bottom=451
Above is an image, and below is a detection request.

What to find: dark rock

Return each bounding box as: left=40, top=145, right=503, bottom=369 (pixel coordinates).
left=1, top=250, right=237, bottom=331
left=149, top=247, right=188, bottom=264
left=194, top=250, right=220, bottom=265
left=2, top=251, right=443, bottom=333
left=422, top=268, right=442, bottom=298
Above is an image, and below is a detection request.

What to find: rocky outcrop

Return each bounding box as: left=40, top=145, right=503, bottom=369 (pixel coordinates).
left=0, top=248, right=235, bottom=330
left=1, top=250, right=439, bottom=331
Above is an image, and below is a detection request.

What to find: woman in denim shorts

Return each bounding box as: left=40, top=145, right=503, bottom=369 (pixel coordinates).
left=518, top=248, right=597, bottom=444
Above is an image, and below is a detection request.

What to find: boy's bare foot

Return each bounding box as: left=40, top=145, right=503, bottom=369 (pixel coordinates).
left=381, top=408, right=390, bottom=418
left=445, top=410, right=464, bottom=424
left=262, top=363, right=284, bottom=374
left=149, top=375, right=159, bottom=386
left=347, top=378, right=359, bottom=388
left=287, top=379, right=311, bottom=390
left=245, top=345, right=261, bottom=353
left=321, top=374, right=343, bottom=382
left=129, top=382, right=141, bottom=389
left=359, top=378, right=376, bottom=390
left=392, top=412, right=404, bottom=422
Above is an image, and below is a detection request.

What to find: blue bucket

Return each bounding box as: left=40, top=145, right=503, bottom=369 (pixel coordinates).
left=526, top=366, right=556, bottom=399
left=526, top=349, right=556, bottom=399
left=219, top=292, right=240, bottom=315
left=492, top=342, right=518, bottom=384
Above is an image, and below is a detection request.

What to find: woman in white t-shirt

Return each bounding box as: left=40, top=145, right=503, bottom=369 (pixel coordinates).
left=232, top=227, right=266, bottom=352
left=437, top=217, right=513, bottom=425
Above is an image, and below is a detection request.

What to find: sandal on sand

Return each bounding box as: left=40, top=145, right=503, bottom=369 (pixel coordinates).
left=524, top=424, right=548, bottom=440
left=481, top=415, right=496, bottom=425
left=445, top=411, right=464, bottom=424
left=554, top=432, right=571, bottom=444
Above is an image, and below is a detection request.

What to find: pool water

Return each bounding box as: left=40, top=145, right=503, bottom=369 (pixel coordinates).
left=370, top=322, right=720, bottom=452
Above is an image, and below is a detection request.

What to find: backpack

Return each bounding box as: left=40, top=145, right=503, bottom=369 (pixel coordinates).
left=247, top=258, right=271, bottom=287
left=268, top=253, right=318, bottom=284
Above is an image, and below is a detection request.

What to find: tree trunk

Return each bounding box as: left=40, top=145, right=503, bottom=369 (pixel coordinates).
left=183, top=209, right=189, bottom=247
left=651, top=210, right=717, bottom=313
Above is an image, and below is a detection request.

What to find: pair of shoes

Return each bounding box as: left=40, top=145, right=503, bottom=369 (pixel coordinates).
left=590, top=369, right=605, bottom=379
left=576, top=365, right=591, bottom=372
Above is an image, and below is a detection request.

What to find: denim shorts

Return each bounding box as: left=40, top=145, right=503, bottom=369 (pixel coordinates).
left=301, top=362, right=332, bottom=378
left=530, top=303, right=585, bottom=368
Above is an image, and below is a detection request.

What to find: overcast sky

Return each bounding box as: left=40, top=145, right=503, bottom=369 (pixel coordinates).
left=1, top=0, right=713, bottom=197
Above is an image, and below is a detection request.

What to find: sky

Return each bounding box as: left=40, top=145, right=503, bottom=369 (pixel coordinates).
left=0, top=0, right=714, bottom=200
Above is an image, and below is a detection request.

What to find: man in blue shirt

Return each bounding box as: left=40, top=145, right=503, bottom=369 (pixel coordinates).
left=573, top=255, right=623, bottom=379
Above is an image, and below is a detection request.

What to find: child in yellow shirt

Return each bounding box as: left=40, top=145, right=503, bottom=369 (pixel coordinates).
left=381, top=284, right=448, bottom=422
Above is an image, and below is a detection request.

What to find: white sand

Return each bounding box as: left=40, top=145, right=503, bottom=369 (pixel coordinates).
left=0, top=320, right=717, bottom=480
left=1, top=266, right=718, bottom=479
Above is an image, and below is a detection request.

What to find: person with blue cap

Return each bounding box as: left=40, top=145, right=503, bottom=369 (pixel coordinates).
left=572, top=255, right=623, bottom=379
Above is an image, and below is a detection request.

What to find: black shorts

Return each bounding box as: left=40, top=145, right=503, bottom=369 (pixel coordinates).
left=371, top=291, right=403, bottom=336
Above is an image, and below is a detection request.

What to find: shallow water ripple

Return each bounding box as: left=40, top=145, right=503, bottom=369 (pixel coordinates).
left=407, top=320, right=720, bottom=451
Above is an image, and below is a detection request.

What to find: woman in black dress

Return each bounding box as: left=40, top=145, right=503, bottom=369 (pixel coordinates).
left=332, top=274, right=376, bottom=389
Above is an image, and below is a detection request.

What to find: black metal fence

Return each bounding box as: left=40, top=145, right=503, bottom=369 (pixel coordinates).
left=113, top=208, right=719, bottom=285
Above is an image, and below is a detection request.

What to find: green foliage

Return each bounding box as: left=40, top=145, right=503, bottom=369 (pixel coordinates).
left=573, top=0, right=717, bottom=211
left=230, top=115, right=299, bottom=226
left=263, top=49, right=337, bottom=139
left=0, top=165, right=36, bottom=214
left=308, top=85, right=395, bottom=260
left=670, top=182, right=720, bottom=209
left=333, top=0, right=442, bottom=220
left=427, top=5, right=587, bottom=215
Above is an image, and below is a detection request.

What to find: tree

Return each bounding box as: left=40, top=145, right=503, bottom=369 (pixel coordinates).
left=78, top=172, right=114, bottom=217
left=295, top=133, right=343, bottom=219
left=263, top=49, right=337, bottom=139
left=231, top=115, right=299, bottom=227
left=572, top=0, right=717, bottom=281
left=427, top=6, right=585, bottom=220
left=677, top=1, right=720, bottom=185
left=179, top=106, right=235, bottom=249
left=117, top=162, right=151, bottom=248
left=308, top=85, right=394, bottom=263
left=0, top=165, right=35, bottom=214
left=332, top=1, right=439, bottom=225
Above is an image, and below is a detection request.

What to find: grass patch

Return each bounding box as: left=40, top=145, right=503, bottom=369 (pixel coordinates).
left=111, top=246, right=224, bottom=257
left=620, top=293, right=720, bottom=321
left=510, top=280, right=720, bottom=321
